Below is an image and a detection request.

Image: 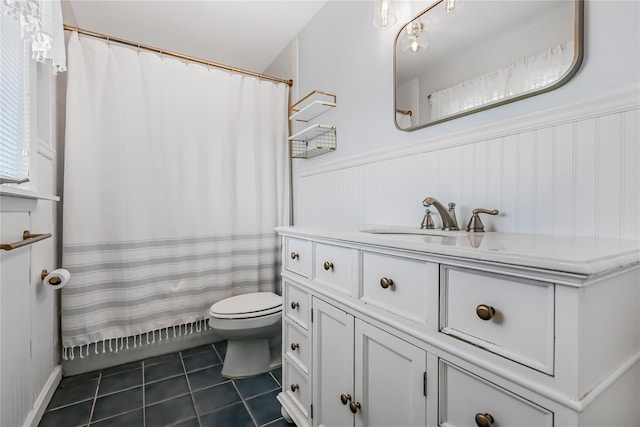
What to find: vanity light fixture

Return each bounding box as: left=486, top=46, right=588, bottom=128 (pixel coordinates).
left=401, top=20, right=427, bottom=55
left=373, top=0, right=397, bottom=29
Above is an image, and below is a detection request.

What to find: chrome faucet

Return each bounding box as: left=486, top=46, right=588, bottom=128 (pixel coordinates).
left=422, top=197, right=459, bottom=231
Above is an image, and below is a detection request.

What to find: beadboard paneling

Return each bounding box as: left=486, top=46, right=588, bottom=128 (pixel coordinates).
left=294, top=89, right=640, bottom=241
left=0, top=213, right=33, bottom=427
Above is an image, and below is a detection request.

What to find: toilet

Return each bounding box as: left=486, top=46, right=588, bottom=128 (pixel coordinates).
left=208, top=292, right=282, bottom=379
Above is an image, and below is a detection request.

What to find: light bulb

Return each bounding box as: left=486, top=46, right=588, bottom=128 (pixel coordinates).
left=373, top=0, right=397, bottom=29
left=446, top=0, right=464, bottom=13
left=446, top=0, right=455, bottom=13
left=401, top=19, right=427, bottom=55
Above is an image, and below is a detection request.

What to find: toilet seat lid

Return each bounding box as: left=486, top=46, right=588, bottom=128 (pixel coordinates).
left=210, top=292, right=282, bottom=318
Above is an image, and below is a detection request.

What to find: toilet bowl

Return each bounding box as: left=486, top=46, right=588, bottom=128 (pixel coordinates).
left=208, top=292, right=282, bottom=379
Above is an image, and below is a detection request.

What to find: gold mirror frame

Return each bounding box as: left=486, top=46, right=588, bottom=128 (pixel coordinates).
left=394, top=0, right=584, bottom=131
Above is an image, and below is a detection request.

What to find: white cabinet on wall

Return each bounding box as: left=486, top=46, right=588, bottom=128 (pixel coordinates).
left=276, top=226, right=640, bottom=427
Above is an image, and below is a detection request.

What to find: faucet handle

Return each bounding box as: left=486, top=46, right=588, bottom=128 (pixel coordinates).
left=466, top=208, right=499, bottom=232
left=421, top=209, right=435, bottom=229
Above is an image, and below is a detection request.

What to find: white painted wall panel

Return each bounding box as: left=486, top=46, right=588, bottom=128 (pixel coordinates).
left=553, top=124, right=574, bottom=237
left=517, top=132, right=535, bottom=235
left=622, top=109, right=640, bottom=239
left=597, top=114, right=623, bottom=239
left=294, top=95, right=640, bottom=240
left=502, top=136, right=518, bottom=233
left=0, top=213, right=33, bottom=427
left=532, top=128, right=555, bottom=236
left=574, top=119, right=597, bottom=238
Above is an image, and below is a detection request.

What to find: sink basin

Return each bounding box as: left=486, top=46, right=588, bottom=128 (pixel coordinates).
left=360, top=227, right=463, bottom=238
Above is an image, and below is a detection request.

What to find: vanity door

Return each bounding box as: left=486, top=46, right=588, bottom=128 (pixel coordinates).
left=312, top=298, right=354, bottom=427
left=354, top=319, right=428, bottom=427
left=313, top=297, right=429, bottom=427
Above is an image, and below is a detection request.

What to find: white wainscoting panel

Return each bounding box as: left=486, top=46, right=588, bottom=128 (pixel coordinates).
left=0, top=212, right=33, bottom=427
left=0, top=65, right=61, bottom=427
left=294, top=86, right=640, bottom=241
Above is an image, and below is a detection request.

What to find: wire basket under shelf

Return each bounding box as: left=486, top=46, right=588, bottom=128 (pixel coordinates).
left=289, top=124, right=337, bottom=159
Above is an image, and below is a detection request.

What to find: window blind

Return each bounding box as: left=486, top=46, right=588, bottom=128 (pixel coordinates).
left=0, top=12, right=30, bottom=180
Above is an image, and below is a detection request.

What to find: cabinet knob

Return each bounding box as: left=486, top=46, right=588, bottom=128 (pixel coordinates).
left=291, top=301, right=299, bottom=310
left=290, top=343, right=299, bottom=351
left=290, top=384, right=299, bottom=392
left=290, top=252, right=299, bottom=260
left=323, top=261, right=334, bottom=271
left=475, top=412, right=494, bottom=427
left=349, top=401, right=362, bottom=414
left=476, top=304, right=496, bottom=321
left=340, top=393, right=351, bottom=405
left=380, top=277, right=394, bottom=289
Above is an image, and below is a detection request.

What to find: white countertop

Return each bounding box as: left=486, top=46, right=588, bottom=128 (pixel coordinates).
left=276, top=225, right=640, bottom=276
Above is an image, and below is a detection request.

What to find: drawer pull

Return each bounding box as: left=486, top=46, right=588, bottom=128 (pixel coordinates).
left=323, top=261, right=334, bottom=271
left=291, top=301, right=300, bottom=310
left=476, top=304, right=496, bottom=321
left=380, top=277, right=394, bottom=289
left=290, top=343, right=299, bottom=351
left=475, top=412, right=494, bottom=427
left=290, top=384, right=299, bottom=392
left=340, top=393, right=351, bottom=405
left=290, top=252, right=299, bottom=260
left=349, top=401, right=362, bottom=414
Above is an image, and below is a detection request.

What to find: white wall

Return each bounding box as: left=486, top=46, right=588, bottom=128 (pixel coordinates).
left=274, top=0, right=640, bottom=240
left=0, top=63, right=62, bottom=427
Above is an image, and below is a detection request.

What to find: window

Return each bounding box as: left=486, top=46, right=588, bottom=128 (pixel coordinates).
left=0, top=11, right=30, bottom=181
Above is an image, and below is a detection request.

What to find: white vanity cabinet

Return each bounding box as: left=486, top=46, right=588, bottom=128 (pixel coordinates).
left=276, top=227, right=640, bottom=427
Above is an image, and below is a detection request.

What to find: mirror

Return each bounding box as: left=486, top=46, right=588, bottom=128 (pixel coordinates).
left=394, top=0, right=583, bottom=130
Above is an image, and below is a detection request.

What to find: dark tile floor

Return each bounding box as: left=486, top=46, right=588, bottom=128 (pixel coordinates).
left=39, top=341, right=291, bottom=427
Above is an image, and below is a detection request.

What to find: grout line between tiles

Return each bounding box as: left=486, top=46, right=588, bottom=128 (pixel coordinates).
left=261, top=418, right=287, bottom=427
left=87, top=372, right=102, bottom=425
left=269, top=370, right=281, bottom=387
left=231, top=379, right=260, bottom=427
left=141, top=360, right=146, bottom=427
left=179, top=351, right=203, bottom=427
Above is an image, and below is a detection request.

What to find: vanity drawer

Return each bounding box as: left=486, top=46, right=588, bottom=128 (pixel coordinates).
left=439, top=360, right=553, bottom=427
left=441, top=266, right=554, bottom=374
left=284, top=357, right=311, bottom=420
left=285, top=237, right=312, bottom=278
left=361, top=252, right=438, bottom=325
left=313, top=243, right=358, bottom=296
left=285, top=281, right=311, bottom=330
left=284, top=319, right=310, bottom=373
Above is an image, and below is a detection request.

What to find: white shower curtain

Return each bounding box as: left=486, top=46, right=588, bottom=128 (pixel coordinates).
left=430, top=41, right=575, bottom=120
left=61, top=34, right=289, bottom=359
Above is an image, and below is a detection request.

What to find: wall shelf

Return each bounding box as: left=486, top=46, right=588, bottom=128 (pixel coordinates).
left=289, top=91, right=336, bottom=122
left=289, top=124, right=337, bottom=159
left=289, top=90, right=337, bottom=159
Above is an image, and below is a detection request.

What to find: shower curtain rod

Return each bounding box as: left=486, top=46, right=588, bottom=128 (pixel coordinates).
left=63, top=24, right=294, bottom=87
